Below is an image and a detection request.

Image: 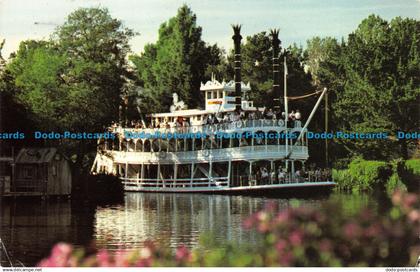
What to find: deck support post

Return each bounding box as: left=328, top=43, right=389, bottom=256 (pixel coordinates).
left=270, top=160, right=274, bottom=184
left=157, top=163, right=161, bottom=186
left=140, top=164, right=144, bottom=185
left=249, top=161, right=253, bottom=185
left=291, top=160, right=295, bottom=183
left=209, top=161, right=212, bottom=187
left=227, top=160, right=232, bottom=187
left=174, top=163, right=178, bottom=187
left=137, top=165, right=140, bottom=187
left=190, top=163, right=195, bottom=186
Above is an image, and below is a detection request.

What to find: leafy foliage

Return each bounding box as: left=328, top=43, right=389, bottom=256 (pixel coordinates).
left=130, top=5, right=222, bottom=113
left=5, top=8, right=135, bottom=173
left=405, top=159, right=420, bottom=175
left=306, top=15, right=420, bottom=160
left=333, top=158, right=392, bottom=192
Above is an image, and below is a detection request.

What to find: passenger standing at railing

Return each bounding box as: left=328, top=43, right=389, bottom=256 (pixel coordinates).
left=248, top=111, right=255, bottom=120
left=322, top=168, right=330, bottom=181
left=294, top=169, right=301, bottom=183
left=234, top=112, right=240, bottom=122
left=295, top=109, right=301, bottom=120
left=284, top=170, right=290, bottom=183
left=289, top=110, right=296, bottom=121
left=308, top=169, right=314, bottom=182
left=266, top=108, right=274, bottom=119
left=216, top=113, right=223, bottom=123
left=278, top=168, right=285, bottom=183
left=270, top=170, right=276, bottom=184
left=255, top=168, right=261, bottom=185
left=207, top=115, right=213, bottom=125
left=255, top=108, right=262, bottom=119
left=315, top=168, right=321, bottom=182
left=201, top=115, right=208, bottom=126
left=223, top=114, right=229, bottom=123
left=262, top=108, right=268, bottom=119
left=261, top=167, right=269, bottom=184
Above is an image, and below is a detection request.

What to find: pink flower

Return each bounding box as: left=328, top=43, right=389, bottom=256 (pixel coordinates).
left=257, top=222, right=271, bottom=233
left=289, top=230, right=303, bottom=246
left=97, top=250, right=111, bottom=267
left=243, top=217, right=255, bottom=229
left=364, top=223, right=382, bottom=237
left=136, top=258, right=152, bottom=267
left=343, top=223, right=361, bottom=239
left=114, top=249, right=130, bottom=267
left=402, top=194, right=417, bottom=210
left=279, top=251, right=294, bottom=266
left=38, top=243, right=74, bottom=267
left=175, top=245, right=191, bottom=262
left=391, top=190, right=403, bottom=206
left=275, top=210, right=290, bottom=224
left=408, top=210, right=420, bottom=223
left=275, top=240, right=287, bottom=252
left=319, top=239, right=332, bottom=252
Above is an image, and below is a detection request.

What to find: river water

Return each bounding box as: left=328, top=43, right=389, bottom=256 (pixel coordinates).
left=0, top=192, right=374, bottom=266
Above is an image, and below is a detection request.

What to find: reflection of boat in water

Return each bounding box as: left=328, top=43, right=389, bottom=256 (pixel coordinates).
left=91, top=26, right=335, bottom=194
left=94, top=192, right=322, bottom=250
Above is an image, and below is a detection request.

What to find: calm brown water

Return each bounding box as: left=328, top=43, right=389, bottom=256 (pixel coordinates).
left=0, top=192, right=373, bottom=266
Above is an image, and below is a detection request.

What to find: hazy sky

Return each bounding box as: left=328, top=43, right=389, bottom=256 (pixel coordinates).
left=1, top=0, right=419, bottom=58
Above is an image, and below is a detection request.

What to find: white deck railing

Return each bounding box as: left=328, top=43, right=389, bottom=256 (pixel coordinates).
left=107, top=145, right=308, bottom=164
left=112, top=119, right=304, bottom=136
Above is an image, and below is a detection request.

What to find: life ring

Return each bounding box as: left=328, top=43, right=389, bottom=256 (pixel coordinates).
left=278, top=119, right=285, bottom=127
left=235, top=121, right=243, bottom=129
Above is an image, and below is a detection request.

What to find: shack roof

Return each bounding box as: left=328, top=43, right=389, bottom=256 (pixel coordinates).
left=15, top=147, right=59, bottom=164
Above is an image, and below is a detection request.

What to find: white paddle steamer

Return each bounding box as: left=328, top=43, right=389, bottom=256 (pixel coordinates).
left=91, top=26, right=335, bottom=193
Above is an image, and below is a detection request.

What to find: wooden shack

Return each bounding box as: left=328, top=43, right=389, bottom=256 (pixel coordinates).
left=13, top=147, right=72, bottom=196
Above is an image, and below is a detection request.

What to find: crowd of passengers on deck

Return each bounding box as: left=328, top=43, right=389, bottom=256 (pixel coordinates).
left=112, top=108, right=302, bottom=130
left=253, top=166, right=332, bottom=184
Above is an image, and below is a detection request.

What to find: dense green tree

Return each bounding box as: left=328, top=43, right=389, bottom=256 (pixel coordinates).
left=304, top=37, right=346, bottom=164
left=8, top=41, right=67, bottom=130
left=130, top=5, right=221, bottom=113
left=54, top=7, right=135, bottom=130
left=6, top=8, right=135, bottom=175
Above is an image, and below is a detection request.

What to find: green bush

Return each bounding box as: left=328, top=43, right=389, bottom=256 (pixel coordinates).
left=405, top=159, right=420, bottom=175
left=386, top=173, right=407, bottom=193
left=333, top=158, right=392, bottom=192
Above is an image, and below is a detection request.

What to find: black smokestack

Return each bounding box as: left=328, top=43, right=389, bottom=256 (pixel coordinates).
left=270, top=29, right=281, bottom=100
left=232, top=25, right=242, bottom=112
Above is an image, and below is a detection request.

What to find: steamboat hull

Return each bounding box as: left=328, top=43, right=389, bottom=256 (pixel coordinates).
left=123, top=181, right=336, bottom=195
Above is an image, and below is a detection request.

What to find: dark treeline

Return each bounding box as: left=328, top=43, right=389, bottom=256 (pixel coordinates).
left=0, top=5, right=419, bottom=177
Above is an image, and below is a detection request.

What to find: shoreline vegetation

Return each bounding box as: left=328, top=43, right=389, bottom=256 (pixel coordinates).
left=332, top=158, right=420, bottom=194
